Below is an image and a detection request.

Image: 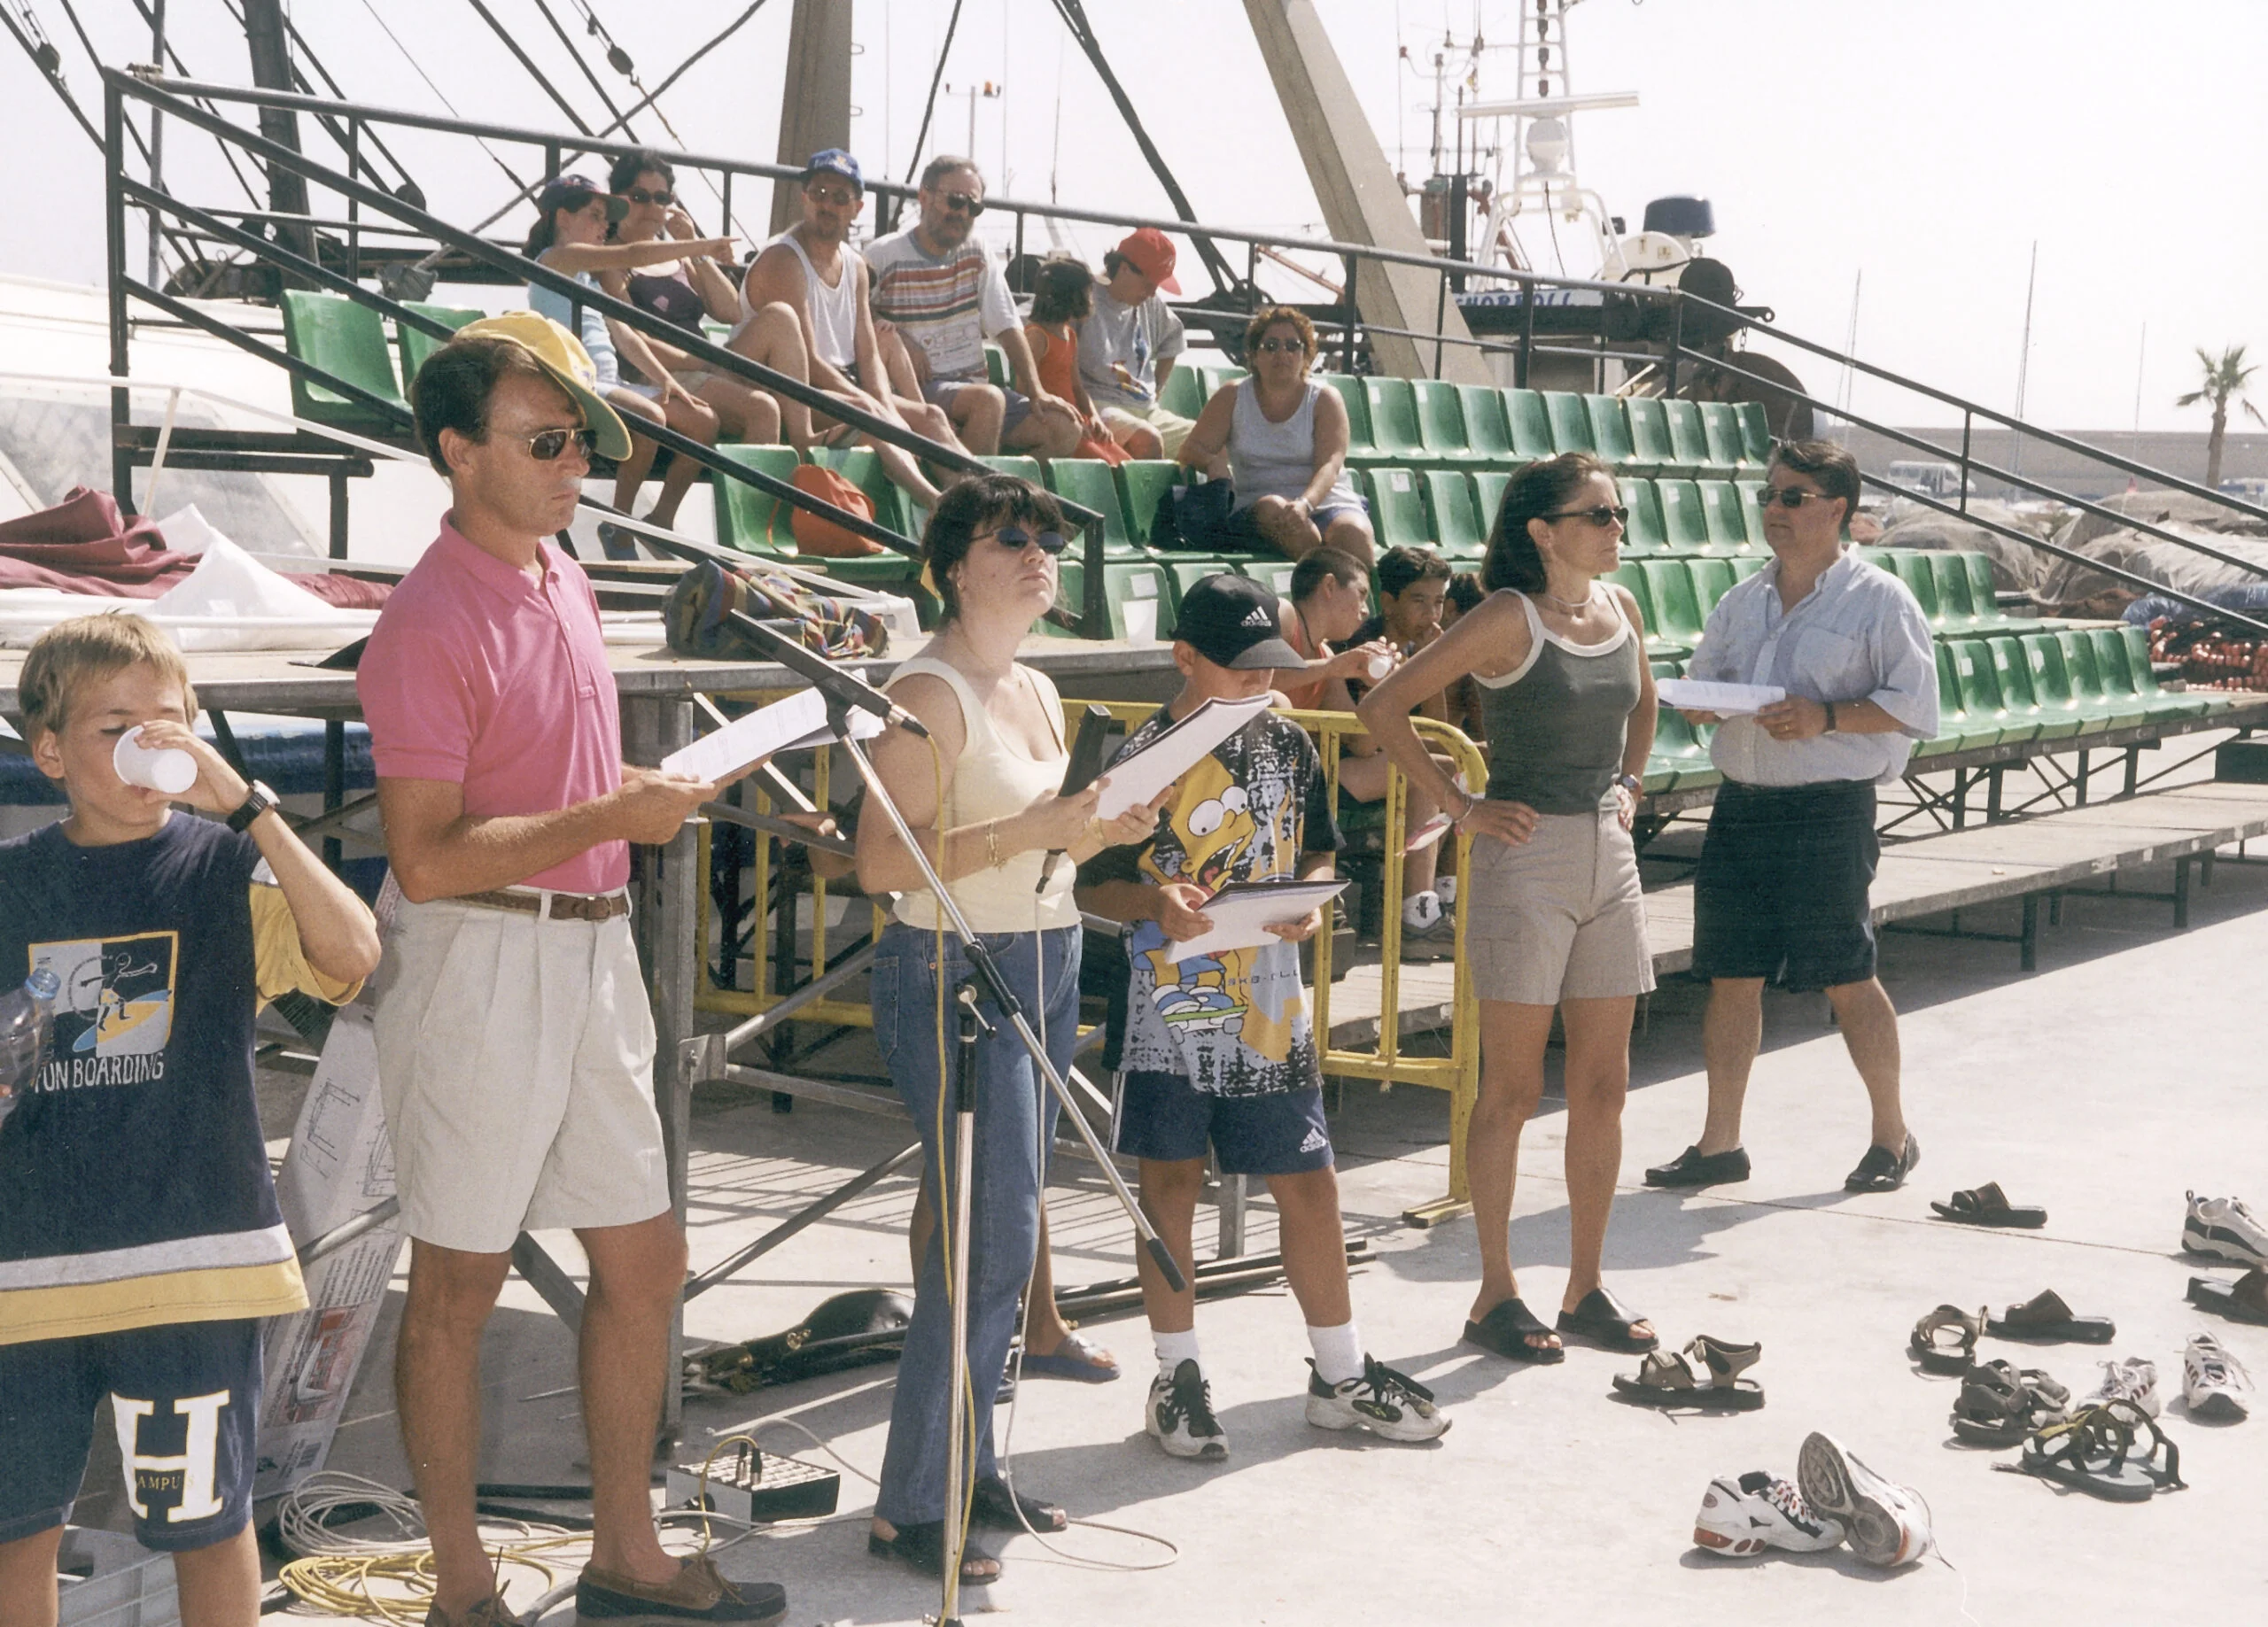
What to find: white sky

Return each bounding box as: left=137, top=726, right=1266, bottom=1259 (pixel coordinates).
left=5, top=0, right=2264, bottom=433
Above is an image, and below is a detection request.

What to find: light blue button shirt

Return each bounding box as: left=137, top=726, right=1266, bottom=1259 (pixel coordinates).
left=1688, top=551, right=1939, bottom=786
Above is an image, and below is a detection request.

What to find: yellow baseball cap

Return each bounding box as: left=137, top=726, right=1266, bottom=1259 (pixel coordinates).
left=453, top=310, right=633, bottom=460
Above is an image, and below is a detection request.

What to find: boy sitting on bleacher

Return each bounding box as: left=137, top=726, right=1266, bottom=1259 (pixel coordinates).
left=0, top=615, right=379, bottom=1622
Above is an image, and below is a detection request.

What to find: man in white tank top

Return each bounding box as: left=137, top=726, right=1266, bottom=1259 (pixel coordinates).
left=740, top=151, right=951, bottom=507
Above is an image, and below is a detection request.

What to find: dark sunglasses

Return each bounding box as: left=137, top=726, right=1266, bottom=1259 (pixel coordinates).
left=1760, top=486, right=1837, bottom=508
left=980, top=524, right=1068, bottom=554
left=624, top=187, right=674, bottom=205
left=939, top=190, right=986, bottom=216
left=501, top=427, right=600, bottom=461
left=1253, top=337, right=1309, bottom=355
left=1543, top=504, right=1629, bottom=527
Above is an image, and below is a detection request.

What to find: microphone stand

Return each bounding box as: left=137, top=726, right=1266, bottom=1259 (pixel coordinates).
left=718, top=613, right=1187, bottom=1623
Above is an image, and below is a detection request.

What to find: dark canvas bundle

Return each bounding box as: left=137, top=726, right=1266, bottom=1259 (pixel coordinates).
left=1147, top=478, right=1238, bottom=552
left=687, top=1288, right=915, bottom=1392
left=664, top=556, right=889, bottom=662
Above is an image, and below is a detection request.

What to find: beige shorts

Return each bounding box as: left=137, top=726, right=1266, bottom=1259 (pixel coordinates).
left=372, top=894, right=670, bottom=1253
left=1466, top=803, right=1656, bottom=1006
left=1101, top=402, right=1195, bottom=458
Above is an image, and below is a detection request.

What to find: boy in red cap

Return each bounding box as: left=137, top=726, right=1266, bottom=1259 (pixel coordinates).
left=1081, top=228, right=1200, bottom=460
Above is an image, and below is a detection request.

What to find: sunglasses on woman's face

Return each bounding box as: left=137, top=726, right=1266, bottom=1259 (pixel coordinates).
left=1253, top=337, right=1307, bottom=355
left=939, top=190, right=986, bottom=217
left=1760, top=485, right=1836, bottom=508
left=1543, top=504, right=1630, bottom=528
left=979, top=524, right=1068, bottom=555
left=625, top=187, right=674, bottom=206
left=500, top=426, right=600, bottom=461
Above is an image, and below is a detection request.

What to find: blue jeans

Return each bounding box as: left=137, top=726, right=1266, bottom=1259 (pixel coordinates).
left=871, top=921, right=1078, bottom=1527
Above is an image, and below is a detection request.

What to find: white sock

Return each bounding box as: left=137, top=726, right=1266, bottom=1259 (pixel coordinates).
left=1154, top=1327, right=1200, bottom=1378
left=1436, top=876, right=1457, bottom=907
left=1308, top=1320, right=1364, bottom=1387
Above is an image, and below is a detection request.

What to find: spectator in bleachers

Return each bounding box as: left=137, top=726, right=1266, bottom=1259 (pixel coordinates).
left=1358, top=452, right=1659, bottom=1361
left=1178, top=306, right=1374, bottom=564
left=1275, top=549, right=1456, bottom=939
left=1079, top=228, right=1192, bottom=459
left=1022, top=260, right=1133, bottom=465
left=524, top=174, right=731, bottom=546
left=739, top=150, right=949, bottom=512
left=1644, top=438, right=1938, bottom=1196
left=866, top=156, right=1082, bottom=459
left=602, top=151, right=790, bottom=445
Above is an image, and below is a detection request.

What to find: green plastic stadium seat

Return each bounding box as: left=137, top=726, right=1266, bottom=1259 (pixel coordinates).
left=1202, top=364, right=1249, bottom=393
left=1656, top=480, right=1712, bottom=553
left=1883, top=551, right=1942, bottom=626
left=1990, top=635, right=2078, bottom=740
left=1689, top=557, right=1738, bottom=617
left=2060, top=631, right=2146, bottom=730
left=395, top=302, right=485, bottom=391
left=1238, top=556, right=1299, bottom=600
left=1413, top=380, right=1477, bottom=463
left=1320, top=374, right=1374, bottom=451
left=1661, top=398, right=1712, bottom=476
left=1583, top=394, right=1638, bottom=469
left=1915, top=645, right=1969, bottom=758
left=983, top=342, right=1009, bottom=386
left=1542, top=391, right=1595, bottom=456
left=1641, top=560, right=1707, bottom=652
left=1950, top=638, right=2033, bottom=746
left=1620, top=478, right=1666, bottom=557
left=1964, top=553, right=2005, bottom=629
left=1116, top=460, right=1184, bottom=546
left=1456, top=384, right=1518, bottom=464
left=1735, top=400, right=1774, bottom=465
left=1648, top=697, right=1714, bottom=791
left=1697, top=401, right=1749, bottom=471
left=1363, top=466, right=1434, bottom=551
left=1924, top=551, right=1977, bottom=628
left=1695, top=480, right=1751, bottom=554
left=2115, top=624, right=2206, bottom=719
left=1503, top=389, right=1557, bottom=461
left=1621, top=396, right=1676, bottom=478
left=1422, top=470, right=1487, bottom=561
left=711, top=444, right=804, bottom=556
left=1735, top=480, right=1769, bottom=547
left=1043, top=458, right=1137, bottom=552
left=1161, top=557, right=1234, bottom=612
left=1605, top=562, right=1661, bottom=647
left=2022, top=632, right=2110, bottom=735
left=1471, top=469, right=1511, bottom=541
left=1055, top=556, right=1172, bottom=641
left=1363, top=377, right=1431, bottom=464
left=278, top=291, right=408, bottom=430
left=1731, top=554, right=1767, bottom=582
left=1158, top=364, right=1203, bottom=419
left=979, top=453, right=1045, bottom=486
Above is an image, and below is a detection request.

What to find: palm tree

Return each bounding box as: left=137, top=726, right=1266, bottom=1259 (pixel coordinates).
left=2177, top=344, right=2265, bottom=489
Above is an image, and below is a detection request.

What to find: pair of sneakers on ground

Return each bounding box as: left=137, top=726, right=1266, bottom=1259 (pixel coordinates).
left=1694, top=1432, right=1934, bottom=1568
left=1145, top=1346, right=1448, bottom=1459
left=2074, top=1338, right=2254, bottom=1421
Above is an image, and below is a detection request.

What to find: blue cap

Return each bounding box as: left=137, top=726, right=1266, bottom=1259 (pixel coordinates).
left=803, top=149, right=864, bottom=192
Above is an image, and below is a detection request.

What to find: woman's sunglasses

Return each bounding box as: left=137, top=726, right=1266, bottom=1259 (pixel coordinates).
left=1253, top=337, right=1309, bottom=355
left=624, top=187, right=674, bottom=206
left=1544, top=504, right=1629, bottom=528
left=939, top=190, right=986, bottom=217
left=1759, top=486, right=1837, bottom=508
left=980, top=524, right=1068, bottom=554
left=501, top=427, right=600, bottom=461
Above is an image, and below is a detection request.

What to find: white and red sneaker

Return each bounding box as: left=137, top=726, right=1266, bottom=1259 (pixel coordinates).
left=1796, top=1432, right=1934, bottom=1568
left=1692, top=1471, right=1846, bottom=1557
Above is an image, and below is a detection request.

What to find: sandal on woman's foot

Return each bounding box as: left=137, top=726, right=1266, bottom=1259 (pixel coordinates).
left=1909, top=1303, right=1984, bottom=1375
left=1930, top=1182, right=2047, bottom=1228
left=1986, top=1289, right=2115, bottom=1344
left=1462, top=1297, right=1565, bottom=1363
left=969, top=1475, right=1066, bottom=1533
left=1612, top=1335, right=1764, bottom=1409
left=867, top=1522, right=1001, bottom=1583
left=1019, top=1329, right=1120, bottom=1383
left=1557, top=1287, right=1659, bottom=1353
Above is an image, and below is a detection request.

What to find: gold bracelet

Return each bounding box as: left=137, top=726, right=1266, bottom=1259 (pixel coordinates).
left=985, top=824, right=1004, bottom=869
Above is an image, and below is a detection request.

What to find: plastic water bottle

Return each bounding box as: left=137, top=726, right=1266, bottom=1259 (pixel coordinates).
left=1366, top=651, right=1394, bottom=682
left=0, top=968, right=60, bottom=1124
left=113, top=724, right=198, bottom=795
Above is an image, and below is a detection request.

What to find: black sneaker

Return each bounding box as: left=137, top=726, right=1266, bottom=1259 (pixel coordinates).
left=1845, top=1133, right=1921, bottom=1194
left=1146, top=1358, right=1229, bottom=1460
left=574, top=1556, right=786, bottom=1627
left=1643, top=1144, right=1751, bottom=1189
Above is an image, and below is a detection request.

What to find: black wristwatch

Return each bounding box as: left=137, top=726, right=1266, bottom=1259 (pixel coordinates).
left=1822, top=701, right=1840, bottom=733
left=226, top=780, right=279, bottom=833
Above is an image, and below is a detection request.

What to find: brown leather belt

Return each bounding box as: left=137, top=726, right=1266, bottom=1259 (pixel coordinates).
left=457, top=888, right=630, bottom=922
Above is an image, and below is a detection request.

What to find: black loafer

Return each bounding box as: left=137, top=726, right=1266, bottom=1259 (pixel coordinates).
left=1845, top=1132, right=1921, bottom=1193
left=1643, top=1143, right=1751, bottom=1189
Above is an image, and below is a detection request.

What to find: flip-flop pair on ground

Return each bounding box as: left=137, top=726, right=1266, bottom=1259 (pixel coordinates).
left=1462, top=1287, right=1655, bottom=1363
left=1999, top=1398, right=2187, bottom=1502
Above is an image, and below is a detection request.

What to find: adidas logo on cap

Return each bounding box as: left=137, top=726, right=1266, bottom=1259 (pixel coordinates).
left=1243, top=607, right=1272, bottom=628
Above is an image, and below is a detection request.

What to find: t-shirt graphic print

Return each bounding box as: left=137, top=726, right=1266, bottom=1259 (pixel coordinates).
left=32, top=930, right=179, bottom=1088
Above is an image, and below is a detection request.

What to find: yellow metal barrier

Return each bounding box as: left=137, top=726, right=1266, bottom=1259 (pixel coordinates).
left=690, top=696, right=1486, bottom=1223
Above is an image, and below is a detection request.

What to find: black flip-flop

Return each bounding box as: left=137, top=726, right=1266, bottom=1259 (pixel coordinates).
left=2188, top=1267, right=2268, bottom=1326
left=1462, top=1297, right=1565, bottom=1363
left=969, top=1475, right=1065, bottom=1533
left=1930, top=1182, right=2047, bottom=1228
left=1999, top=1401, right=2184, bottom=1502
left=868, top=1522, right=1001, bottom=1583
left=1557, top=1286, right=1659, bottom=1353
left=1986, top=1289, right=2115, bottom=1344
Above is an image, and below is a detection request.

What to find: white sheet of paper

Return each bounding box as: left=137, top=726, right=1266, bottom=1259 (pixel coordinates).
left=1655, top=678, right=1787, bottom=716
left=1165, top=879, right=1350, bottom=961
left=1095, top=693, right=1273, bottom=819
left=660, top=689, right=880, bottom=783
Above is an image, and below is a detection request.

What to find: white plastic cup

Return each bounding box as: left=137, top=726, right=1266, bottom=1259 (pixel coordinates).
left=1366, top=653, right=1394, bottom=682
left=113, top=725, right=198, bottom=795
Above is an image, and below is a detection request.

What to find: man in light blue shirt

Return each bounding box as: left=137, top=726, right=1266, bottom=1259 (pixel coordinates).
left=1644, top=438, right=1938, bottom=1196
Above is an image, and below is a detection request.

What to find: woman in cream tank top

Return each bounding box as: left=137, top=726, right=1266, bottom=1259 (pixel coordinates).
left=856, top=474, right=1165, bottom=1583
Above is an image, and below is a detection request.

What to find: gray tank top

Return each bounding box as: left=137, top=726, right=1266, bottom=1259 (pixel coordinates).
left=1227, top=379, right=1360, bottom=513
left=1476, top=591, right=1643, bottom=814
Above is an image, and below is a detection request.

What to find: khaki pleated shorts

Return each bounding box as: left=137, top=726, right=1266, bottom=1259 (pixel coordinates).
left=373, top=894, right=670, bottom=1253
left=1465, top=802, right=1656, bottom=1006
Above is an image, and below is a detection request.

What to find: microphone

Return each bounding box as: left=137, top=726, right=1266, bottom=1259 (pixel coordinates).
left=723, top=611, right=930, bottom=739
left=1038, top=705, right=1115, bottom=894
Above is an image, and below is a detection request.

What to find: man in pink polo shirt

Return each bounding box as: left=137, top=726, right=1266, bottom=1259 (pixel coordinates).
left=360, top=314, right=783, bottom=1627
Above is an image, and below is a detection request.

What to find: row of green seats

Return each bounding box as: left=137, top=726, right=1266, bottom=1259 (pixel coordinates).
left=1606, top=549, right=2025, bottom=659
left=1313, top=377, right=1768, bottom=480
left=278, top=290, right=485, bottom=430
left=1924, top=626, right=2231, bottom=755
left=1361, top=465, right=1773, bottom=562
left=1157, top=363, right=1248, bottom=420
left=1857, top=546, right=2016, bottom=633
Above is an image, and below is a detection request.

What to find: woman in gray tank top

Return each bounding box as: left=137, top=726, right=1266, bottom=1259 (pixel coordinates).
left=1359, top=452, right=1660, bottom=1363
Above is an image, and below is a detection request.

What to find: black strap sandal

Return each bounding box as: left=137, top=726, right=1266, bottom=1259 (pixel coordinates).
left=2188, top=1267, right=2268, bottom=1326
left=1986, top=1288, right=2116, bottom=1344
left=1929, top=1182, right=2047, bottom=1228
left=1909, top=1303, right=1984, bottom=1375
left=1463, top=1296, right=1565, bottom=1363
left=1557, top=1286, right=1659, bottom=1352
left=1950, top=1360, right=2068, bottom=1446
left=969, top=1475, right=1066, bottom=1533
left=1998, top=1401, right=2186, bottom=1501
left=1612, top=1335, right=1764, bottom=1410
left=867, top=1522, right=1002, bottom=1584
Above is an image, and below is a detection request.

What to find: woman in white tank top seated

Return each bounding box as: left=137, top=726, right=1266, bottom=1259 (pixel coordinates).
left=858, top=475, right=1167, bottom=1585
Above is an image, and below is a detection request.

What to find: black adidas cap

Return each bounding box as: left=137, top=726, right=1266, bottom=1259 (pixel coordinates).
left=1175, top=573, right=1308, bottom=670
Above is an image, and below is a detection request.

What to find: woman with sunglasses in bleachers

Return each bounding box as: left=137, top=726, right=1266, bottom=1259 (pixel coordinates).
left=1359, top=452, right=1660, bottom=1365
left=1177, top=306, right=1375, bottom=565
left=856, top=475, right=1169, bottom=1587
left=524, top=174, right=734, bottom=552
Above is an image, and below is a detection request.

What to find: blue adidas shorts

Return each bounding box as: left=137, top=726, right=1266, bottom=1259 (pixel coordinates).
left=1113, top=1070, right=1335, bottom=1176
left=0, top=1319, right=263, bottom=1550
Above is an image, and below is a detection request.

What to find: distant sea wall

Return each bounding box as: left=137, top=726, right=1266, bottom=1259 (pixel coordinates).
left=1831, top=425, right=2268, bottom=502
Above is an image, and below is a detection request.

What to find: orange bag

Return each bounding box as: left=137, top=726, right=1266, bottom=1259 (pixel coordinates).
left=788, top=463, right=882, bottom=558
